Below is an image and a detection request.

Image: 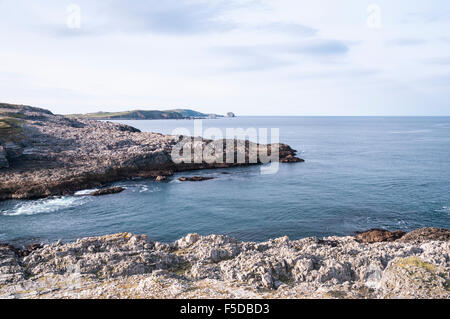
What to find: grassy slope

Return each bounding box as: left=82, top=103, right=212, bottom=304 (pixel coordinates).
left=69, top=109, right=219, bottom=120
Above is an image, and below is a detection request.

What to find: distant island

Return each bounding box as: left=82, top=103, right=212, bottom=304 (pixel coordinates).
left=68, top=109, right=236, bottom=120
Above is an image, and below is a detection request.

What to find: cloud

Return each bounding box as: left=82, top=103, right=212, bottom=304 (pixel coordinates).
left=111, top=0, right=235, bottom=34
left=404, top=10, right=450, bottom=23
left=387, top=38, right=427, bottom=46
left=290, top=39, right=349, bottom=55
left=213, top=39, right=350, bottom=72
left=254, top=22, right=317, bottom=37
left=424, top=57, right=450, bottom=65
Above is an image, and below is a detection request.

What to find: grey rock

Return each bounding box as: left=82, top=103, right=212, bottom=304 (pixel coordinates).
left=0, top=228, right=448, bottom=299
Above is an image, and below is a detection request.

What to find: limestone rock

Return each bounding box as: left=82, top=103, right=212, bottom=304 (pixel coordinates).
left=0, top=228, right=448, bottom=299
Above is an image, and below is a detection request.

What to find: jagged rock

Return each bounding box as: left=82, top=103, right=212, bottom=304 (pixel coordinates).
left=175, top=233, right=200, bottom=249
left=90, top=187, right=125, bottom=196
left=355, top=229, right=406, bottom=243
left=178, top=176, right=215, bottom=182
left=155, top=176, right=167, bottom=181
left=0, top=228, right=448, bottom=299
left=379, top=257, right=449, bottom=298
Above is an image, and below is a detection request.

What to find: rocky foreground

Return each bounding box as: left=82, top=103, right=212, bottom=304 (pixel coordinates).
left=0, top=228, right=448, bottom=299
left=0, top=103, right=301, bottom=200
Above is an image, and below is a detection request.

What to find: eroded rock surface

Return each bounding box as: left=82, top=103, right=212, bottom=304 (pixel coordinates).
left=0, top=103, right=302, bottom=200
left=0, top=228, right=448, bottom=299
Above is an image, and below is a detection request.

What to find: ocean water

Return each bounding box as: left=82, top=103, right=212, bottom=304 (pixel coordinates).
left=1, top=117, right=450, bottom=245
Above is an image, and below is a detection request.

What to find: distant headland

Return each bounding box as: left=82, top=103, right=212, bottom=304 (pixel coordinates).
left=68, top=109, right=236, bottom=120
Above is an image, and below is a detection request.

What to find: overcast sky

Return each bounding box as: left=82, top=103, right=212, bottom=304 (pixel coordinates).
left=1, top=0, right=449, bottom=115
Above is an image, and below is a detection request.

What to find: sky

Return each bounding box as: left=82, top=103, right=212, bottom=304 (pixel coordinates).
left=0, top=0, right=449, bottom=116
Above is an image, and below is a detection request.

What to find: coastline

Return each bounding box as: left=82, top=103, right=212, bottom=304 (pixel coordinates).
left=1, top=228, right=448, bottom=299
left=0, top=103, right=301, bottom=201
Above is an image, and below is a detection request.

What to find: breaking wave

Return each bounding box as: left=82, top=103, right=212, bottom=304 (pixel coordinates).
left=1, top=196, right=91, bottom=216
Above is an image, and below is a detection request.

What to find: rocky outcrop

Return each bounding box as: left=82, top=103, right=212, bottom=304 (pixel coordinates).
left=0, top=103, right=303, bottom=200
left=178, top=176, right=215, bottom=182
left=90, top=187, right=125, bottom=196
left=0, top=228, right=448, bottom=299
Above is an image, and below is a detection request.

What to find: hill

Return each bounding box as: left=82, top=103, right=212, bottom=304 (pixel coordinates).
left=69, top=109, right=223, bottom=120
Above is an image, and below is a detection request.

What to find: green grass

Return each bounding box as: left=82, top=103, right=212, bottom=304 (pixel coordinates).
left=0, top=116, right=24, bottom=141
left=396, top=257, right=437, bottom=273
left=68, top=109, right=217, bottom=120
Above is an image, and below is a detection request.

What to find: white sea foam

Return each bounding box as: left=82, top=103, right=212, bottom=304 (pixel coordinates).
left=139, top=185, right=149, bottom=193
left=1, top=196, right=91, bottom=216
left=74, top=189, right=99, bottom=196
left=435, top=206, right=450, bottom=215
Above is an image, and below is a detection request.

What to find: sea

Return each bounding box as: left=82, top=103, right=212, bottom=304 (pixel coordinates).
left=1, top=117, right=450, bottom=245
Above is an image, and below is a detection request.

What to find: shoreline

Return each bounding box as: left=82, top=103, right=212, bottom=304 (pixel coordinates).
left=0, top=227, right=448, bottom=299
left=0, top=103, right=302, bottom=201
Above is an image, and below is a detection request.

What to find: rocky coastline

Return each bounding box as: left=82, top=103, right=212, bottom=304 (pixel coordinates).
left=0, top=228, right=448, bottom=299
left=0, top=103, right=302, bottom=201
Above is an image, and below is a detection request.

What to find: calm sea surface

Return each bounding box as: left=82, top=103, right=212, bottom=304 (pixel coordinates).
left=1, top=117, right=450, bottom=244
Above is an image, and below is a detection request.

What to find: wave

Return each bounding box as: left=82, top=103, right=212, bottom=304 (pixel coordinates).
left=1, top=196, right=91, bottom=216
left=435, top=206, right=450, bottom=215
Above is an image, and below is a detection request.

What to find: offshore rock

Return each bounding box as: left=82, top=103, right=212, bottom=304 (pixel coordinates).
left=90, top=187, right=125, bottom=196
left=178, top=176, right=215, bottom=182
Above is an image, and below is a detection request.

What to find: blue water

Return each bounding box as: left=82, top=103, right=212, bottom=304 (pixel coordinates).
left=1, top=117, right=450, bottom=245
